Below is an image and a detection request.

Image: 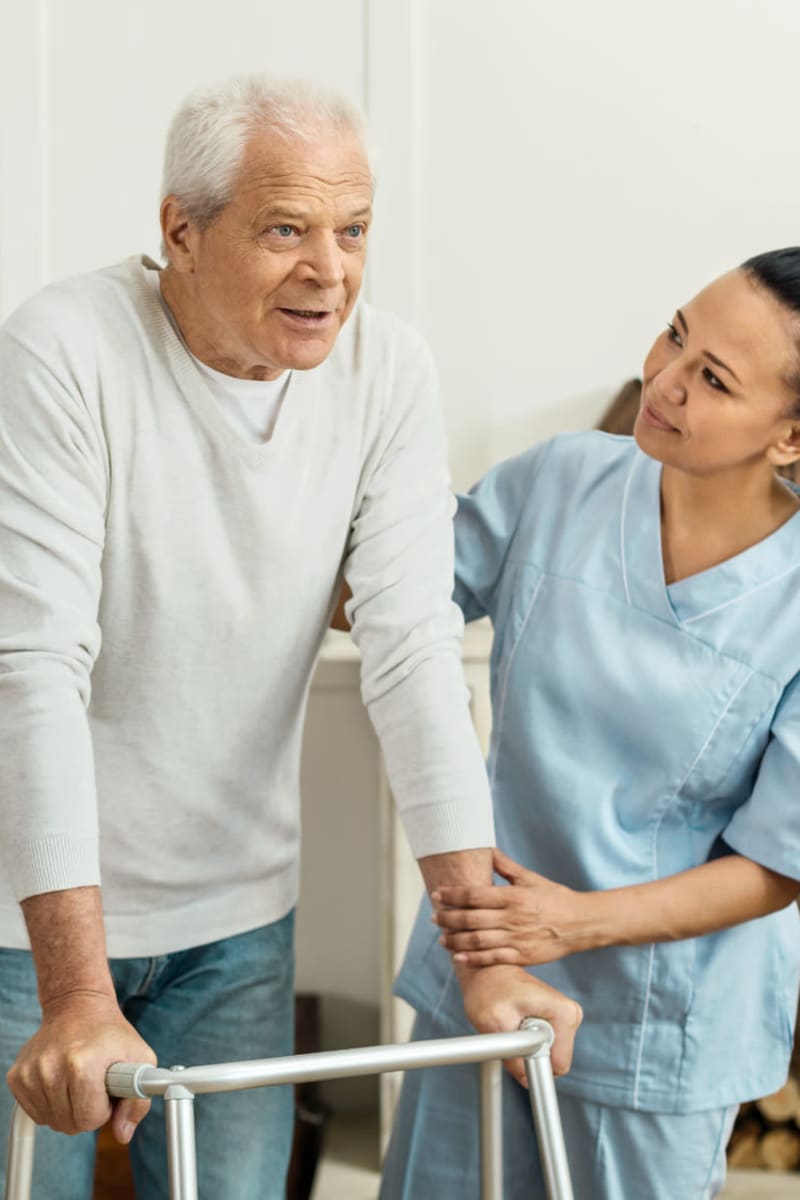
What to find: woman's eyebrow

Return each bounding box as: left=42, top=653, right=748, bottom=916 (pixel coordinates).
left=705, top=350, right=741, bottom=384
left=676, top=308, right=741, bottom=384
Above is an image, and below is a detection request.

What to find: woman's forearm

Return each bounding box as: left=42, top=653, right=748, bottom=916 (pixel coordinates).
left=434, top=848, right=800, bottom=967
left=588, top=854, right=799, bottom=949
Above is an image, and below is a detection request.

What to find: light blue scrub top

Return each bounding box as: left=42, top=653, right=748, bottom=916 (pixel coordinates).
left=395, top=431, right=800, bottom=1113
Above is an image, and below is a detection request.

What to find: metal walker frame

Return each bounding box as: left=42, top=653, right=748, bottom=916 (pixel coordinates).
left=5, top=1018, right=573, bottom=1199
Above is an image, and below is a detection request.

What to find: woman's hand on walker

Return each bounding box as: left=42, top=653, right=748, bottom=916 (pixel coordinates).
left=433, top=848, right=594, bottom=967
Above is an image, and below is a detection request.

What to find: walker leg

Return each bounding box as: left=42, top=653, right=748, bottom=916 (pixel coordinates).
left=164, top=1084, right=198, bottom=1200
left=523, top=1046, right=574, bottom=1200
left=479, top=1059, right=503, bottom=1199
left=4, top=1106, right=35, bottom=1200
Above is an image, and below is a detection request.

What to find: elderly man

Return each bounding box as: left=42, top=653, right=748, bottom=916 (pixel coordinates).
left=0, top=76, right=580, bottom=1198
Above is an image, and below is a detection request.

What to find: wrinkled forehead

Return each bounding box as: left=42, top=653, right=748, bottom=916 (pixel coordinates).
left=232, top=128, right=374, bottom=213
left=684, top=269, right=799, bottom=388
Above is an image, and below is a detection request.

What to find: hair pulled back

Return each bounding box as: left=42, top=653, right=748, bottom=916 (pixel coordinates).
left=742, top=248, right=800, bottom=413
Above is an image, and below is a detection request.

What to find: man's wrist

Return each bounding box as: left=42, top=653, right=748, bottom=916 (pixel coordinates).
left=22, top=885, right=115, bottom=1007
left=418, top=846, right=494, bottom=896
left=39, top=986, right=119, bottom=1016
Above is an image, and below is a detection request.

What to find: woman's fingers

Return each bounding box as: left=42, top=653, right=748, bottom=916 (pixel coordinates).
left=439, top=927, right=511, bottom=951
left=492, top=848, right=543, bottom=885
left=432, top=885, right=508, bottom=910
left=492, top=847, right=523, bottom=879
left=432, top=905, right=507, bottom=931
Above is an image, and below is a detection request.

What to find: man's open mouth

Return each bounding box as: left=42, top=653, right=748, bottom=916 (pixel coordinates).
left=279, top=308, right=330, bottom=320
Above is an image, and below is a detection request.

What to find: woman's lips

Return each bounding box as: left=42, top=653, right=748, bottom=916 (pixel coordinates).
left=641, top=402, right=679, bottom=433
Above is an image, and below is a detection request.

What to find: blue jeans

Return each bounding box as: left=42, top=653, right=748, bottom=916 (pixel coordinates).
left=0, top=913, right=295, bottom=1199
left=380, top=1011, right=738, bottom=1200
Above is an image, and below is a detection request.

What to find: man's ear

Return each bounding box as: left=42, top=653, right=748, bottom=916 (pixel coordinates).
left=160, top=196, right=196, bottom=273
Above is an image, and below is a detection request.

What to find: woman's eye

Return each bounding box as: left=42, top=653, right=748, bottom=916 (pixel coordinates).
left=702, top=366, right=728, bottom=393
left=666, top=322, right=683, bottom=347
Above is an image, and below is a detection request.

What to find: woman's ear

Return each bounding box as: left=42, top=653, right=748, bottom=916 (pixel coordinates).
left=768, top=421, right=800, bottom=468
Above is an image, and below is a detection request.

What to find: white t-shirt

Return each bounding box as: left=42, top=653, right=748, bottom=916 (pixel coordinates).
left=145, top=267, right=290, bottom=443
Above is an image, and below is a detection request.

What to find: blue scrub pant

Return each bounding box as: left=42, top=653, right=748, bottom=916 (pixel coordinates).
left=0, top=913, right=295, bottom=1200
left=380, top=1012, right=738, bottom=1200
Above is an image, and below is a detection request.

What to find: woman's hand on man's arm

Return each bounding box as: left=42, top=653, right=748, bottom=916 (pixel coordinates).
left=433, top=847, right=800, bottom=968
left=330, top=582, right=352, bottom=631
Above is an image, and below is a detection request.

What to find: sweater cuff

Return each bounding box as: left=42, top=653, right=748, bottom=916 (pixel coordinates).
left=7, top=834, right=101, bottom=901
left=401, top=799, right=495, bottom=860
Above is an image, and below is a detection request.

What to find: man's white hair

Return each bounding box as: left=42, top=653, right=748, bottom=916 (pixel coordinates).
left=161, top=75, right=371, bottom=229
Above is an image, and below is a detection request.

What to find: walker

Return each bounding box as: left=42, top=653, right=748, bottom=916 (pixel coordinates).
left=4, top=1018, right=573, bottom=1199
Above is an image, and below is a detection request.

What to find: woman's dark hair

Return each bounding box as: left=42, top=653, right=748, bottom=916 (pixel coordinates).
left=742, top=247, right=800, bottom=413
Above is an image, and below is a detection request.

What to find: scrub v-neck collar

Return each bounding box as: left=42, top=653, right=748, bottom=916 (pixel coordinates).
left=621, top=447, right=800, bottom=627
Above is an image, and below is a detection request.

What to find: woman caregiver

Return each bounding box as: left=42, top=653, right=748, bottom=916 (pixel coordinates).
left=380, top=248, right=800, bottom=1200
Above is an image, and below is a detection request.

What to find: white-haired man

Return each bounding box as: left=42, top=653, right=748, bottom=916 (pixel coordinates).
left=0, top=77, right=581, bottom=1197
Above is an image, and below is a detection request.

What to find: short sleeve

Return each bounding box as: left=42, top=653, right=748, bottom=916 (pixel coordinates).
left=454, top=440, right=553, bottom=622
left=723, top=676, right=800, bottom=880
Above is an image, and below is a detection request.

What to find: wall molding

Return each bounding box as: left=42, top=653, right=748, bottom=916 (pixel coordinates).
left=0, top=0, right=49, bottom=318
left=364, top=0, right=423, bottom=325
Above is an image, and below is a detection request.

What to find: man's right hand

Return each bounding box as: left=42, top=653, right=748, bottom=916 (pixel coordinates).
left=7, top=992, right=156, bottom=1143
left=457, top=962, right=583, bottom=1086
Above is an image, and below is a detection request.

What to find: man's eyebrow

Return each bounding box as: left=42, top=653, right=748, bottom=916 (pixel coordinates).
left=256, top=204, right=373, bottom=223
left=675, top=309, right=741, bottom=384
left=256, top=206, right=311, bottom=222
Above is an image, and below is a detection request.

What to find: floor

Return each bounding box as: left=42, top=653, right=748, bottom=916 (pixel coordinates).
left=311, top=1114, right=380, bottom=1200
left=311, top=1115, right=800, bottom=1199
left=720, top=1171, right=799, bottom=1198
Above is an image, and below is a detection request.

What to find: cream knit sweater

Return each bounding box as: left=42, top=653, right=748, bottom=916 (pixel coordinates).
left=0, top=256, right=493, bottom=956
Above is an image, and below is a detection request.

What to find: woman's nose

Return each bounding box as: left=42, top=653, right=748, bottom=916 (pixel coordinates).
left=653, top=365, right=688, bottom=406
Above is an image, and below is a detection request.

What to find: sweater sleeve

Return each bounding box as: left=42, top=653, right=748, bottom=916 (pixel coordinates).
left=344, top=327, right=494, bottom=859
left=0, top=312, right=107, bottom=901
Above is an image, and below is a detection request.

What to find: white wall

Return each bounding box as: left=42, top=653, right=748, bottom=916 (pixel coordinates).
left=371, top=0, right=800, bottom=487
left=4, top=1, right=800, bottom=485
left=0, top=0, right=365, bottom=316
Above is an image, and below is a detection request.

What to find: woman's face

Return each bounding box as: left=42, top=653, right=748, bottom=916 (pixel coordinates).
left=634, top=269, right=800, bottom=476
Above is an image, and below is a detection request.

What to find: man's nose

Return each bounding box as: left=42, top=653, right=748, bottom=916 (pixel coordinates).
left=299, top=230, right=346, bottom=289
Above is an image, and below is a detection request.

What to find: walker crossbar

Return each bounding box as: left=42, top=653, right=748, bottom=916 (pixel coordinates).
left=5, top=1018, right=574, bottom=1200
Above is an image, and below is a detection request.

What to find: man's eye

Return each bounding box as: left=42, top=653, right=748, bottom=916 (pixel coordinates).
left=267, top=225, right=296, bottom=238
left=343, top=225, right=364, bottom=239
left=666, top=322, right=683, bottom=347
left=703, top=367, right=728, bottom=393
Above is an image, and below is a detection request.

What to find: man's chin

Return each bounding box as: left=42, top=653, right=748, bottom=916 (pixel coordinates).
left=273, top=336, right=340, bottom=373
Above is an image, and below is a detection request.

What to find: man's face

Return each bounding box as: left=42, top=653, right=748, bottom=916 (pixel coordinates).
left=169, top=129, right=373, bottom=379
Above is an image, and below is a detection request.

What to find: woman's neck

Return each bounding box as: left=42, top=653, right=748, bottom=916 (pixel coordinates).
left=659, top=463, right=799, bottom=585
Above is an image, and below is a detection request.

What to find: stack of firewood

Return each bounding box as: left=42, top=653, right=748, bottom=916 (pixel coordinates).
left=727, top=985, right=800, bottom=1173
left=728, top=1078, right=800, bottom=1171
